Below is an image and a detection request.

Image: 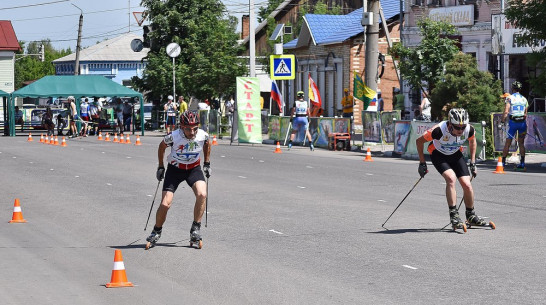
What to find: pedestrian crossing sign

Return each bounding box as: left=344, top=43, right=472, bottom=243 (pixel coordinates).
left=270, top=55, right=295, bottom=80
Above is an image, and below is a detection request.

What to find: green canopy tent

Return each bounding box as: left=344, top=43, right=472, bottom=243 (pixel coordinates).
left=9, top=75, right=145, bottom=136
left=1, top=89, right=10, bottom=136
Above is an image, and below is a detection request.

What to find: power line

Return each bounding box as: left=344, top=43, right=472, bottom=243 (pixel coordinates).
left=0, top=0, right=69, bottom=10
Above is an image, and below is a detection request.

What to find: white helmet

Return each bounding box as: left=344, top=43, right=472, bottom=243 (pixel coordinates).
left=168, top=95, right=174, bottom=100
left=448, top=108, right=469, bottom=125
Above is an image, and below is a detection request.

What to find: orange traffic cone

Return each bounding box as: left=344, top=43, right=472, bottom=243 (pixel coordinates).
left=212, top=135, right=218, bottom=146
left=274, top=141, right=282, bottom=153
left=125, top=135, right=131, bottom=144
left=40, top=134, right=44, bottom=143
left=134, top=135, right=142, bottom=146
left=97, top=132, right=103, bottom=140
left=27, top=133, right=33, bottom=142
left=119, top=134, right=126, bottom=144
left=9, top=198, right=27, bottom=223
left=44, top=135, right=49, bottom=144
left=106, top=249, right=134, bottom=288
left=54, top=136, right=59, bottom=146
left=105, top=133, right=111, bottom=142
left=113, top=133, right=119, bottom=143
left=493, top=157, right=505, bottom=174
left=61, top=136, right=67, bottom=147
left=364, top=147, right=373, bottom=162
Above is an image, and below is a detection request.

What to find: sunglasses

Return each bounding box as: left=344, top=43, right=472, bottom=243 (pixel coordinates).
left=182, top=126, right=198, bottom=132
left=452, top=124, right=466, bottom=131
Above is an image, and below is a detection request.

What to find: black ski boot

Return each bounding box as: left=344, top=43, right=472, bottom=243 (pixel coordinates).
left=190, top=221, right=203, bottom=249
left=449, top=208, right=467, bottom=233
left=145, top=227, right=162, bottom=250
left=466, top=209, right=496, bottom=229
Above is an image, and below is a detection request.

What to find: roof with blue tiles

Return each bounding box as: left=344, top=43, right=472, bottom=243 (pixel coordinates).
left=285, top=0, right=400, bottom=49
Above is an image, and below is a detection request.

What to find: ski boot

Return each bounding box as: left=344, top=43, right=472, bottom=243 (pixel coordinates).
left=310, top=143, right=314, bottom=151
left=466, top=210, right=496, bottom=229
left=145, top=228, right=162, bottom=250
left=515, top=163, right=527, bottom=172
left=449, top=208, right=467, bottom=233
left=189, top=221, right=203, bottom=249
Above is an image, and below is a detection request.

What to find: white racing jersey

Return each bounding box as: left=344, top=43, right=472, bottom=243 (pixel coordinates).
left=294, top=100, right=308, bottom=116
left=164, top=128, right=209, bottom=169
left=506, top=92, right=528, bottom=118
left=423, top=121, right=475, bottom=155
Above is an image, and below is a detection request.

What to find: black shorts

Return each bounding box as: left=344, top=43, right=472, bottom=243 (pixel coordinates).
left=430, top=150, right=470, bottom=178
left=162, top=163, right=205, bottom=192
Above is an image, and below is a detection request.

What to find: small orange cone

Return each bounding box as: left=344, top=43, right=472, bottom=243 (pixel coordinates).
left=119, top=134, right=126, bottom=144
left=54, top=136, right=59, bottom=146
left=9, top=198, right=27, bottom=223
left=44, top=135, right=49, bottom=144
left=135, top=135, right=142, bottom=145
left=40, top=134, right=44, bottom=143
left=113, top=133, right=119, bottom=143
left=493, top=157, right=505, bottom=174
left=125, top=135, right=131, bottom=144
left=106, top=249, right=134, bottom=288
left=61, top=136, right=67, bottom=147
left=212, top=135, right=218, bottom=145
left=27, top=133, right=33, bottom=142
left=105, top=133, right=111, bottom=142
left=97, top=132, right=103, bottom=140
left=274, top=141, right=282, bottom=153
left=364, top=147, right=373, bottom=162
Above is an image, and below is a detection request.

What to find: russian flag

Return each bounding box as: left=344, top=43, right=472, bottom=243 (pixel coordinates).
left=271, top=80, right=283, bottom=112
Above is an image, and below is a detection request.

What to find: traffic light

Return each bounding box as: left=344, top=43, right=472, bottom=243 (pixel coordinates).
left=143, top=25, right=152, bottom=48
left=40, top=44, right=44, bottom=62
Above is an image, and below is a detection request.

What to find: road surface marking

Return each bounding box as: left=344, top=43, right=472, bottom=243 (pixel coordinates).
left=366, top=173, right=373, bottom=176
left=306, top=165, right=313, bottom=168
left=75, top=176, right=79, bottom=178
left=238, top=176, right=247, bottom=179
left=377, top=199, right=386, bottom=202
left=50, top=169, right=54, bottom=171
left=106, top=183, right=112, bottom=186
left=147, top=194, right=152, bottom=197
left=259, top=160, right=264, bottom=163
left=126, top=156, right=132, bottom=159
left=269, top=229, right=284, bottom=235
left=403, top=265, right=418, bottom=270
left=297, top=186, right=306, bottom=189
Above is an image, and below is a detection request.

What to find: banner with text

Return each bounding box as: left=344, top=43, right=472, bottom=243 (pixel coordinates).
left=236, top=77, right=262, bottom=143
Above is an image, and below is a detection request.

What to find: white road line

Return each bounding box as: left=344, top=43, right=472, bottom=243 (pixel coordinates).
left=366, top=173, right=373, bottom=176
left=297, top=186, right=306, bottom=189
left=147, top=194, right=152, bottom=197
left=238, top=176, right=247, bottom=179
left=306, top=165, right=313, bottom=168
left=221, top=155, right=225, bottom=158
left=75, top=176, right=79, bottom=178
left=106, top=183, right=112, bottom=186
left=259, top=160, right=264, bottom=163
left=102, top=152, right=105, bottom=154
left=126, top=156, right=132, bottom=159
left=377, top=199, right=386, bottom=202
left=50, top=169, right=54, bottom=171
left=269, top=229, right=284, bottom=235
left=403, top=265, right=418, bottom=270
left=12, top=156, right=16, bottom=159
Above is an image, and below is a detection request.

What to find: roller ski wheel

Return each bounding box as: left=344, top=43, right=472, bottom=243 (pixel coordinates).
left=189, top=239, right=203, bottom=249
left=145, top=241, right=155, bottom=250
left=466, top=214, right=496, bottom=229
left=451, top=222, right=468, bottom=233
left=145, top=230, right=161, bottom=250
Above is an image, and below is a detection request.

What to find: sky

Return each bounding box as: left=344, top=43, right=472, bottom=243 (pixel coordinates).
left=1, top=0, right=264, bottom=52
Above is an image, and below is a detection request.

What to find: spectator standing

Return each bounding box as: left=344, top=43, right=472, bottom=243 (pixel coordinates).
left=225, top=98, right=234, bottom=127
left=420, top=90, right=432, bottom=122
left=164, top=95, right=178, bottom=134
left=42, top=106, right=55, bottom=136
left=123, top=101, right=133, bottom=132
left=80, top=98, right=90, bottom=137
left=179, top=96, right=188, bottom=114
left=68, top=96, right=78, bottom=138
left=377, top=90, right=384, bottom=112
left=14, top=106, right=24, bottom=132
left=56, top=108, right=68, bottom=136
left=116, top=101, right=124, bottom=136
left=89, top=100, right=100, bottom=136
left=341, top=88, right=354, bottom=118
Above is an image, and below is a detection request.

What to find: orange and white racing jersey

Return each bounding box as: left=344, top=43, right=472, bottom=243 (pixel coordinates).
left=423, top=121, right=474, bottom=155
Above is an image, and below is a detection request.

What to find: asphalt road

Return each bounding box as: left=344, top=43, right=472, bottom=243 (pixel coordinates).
left=1, top=135, right=545, bottom=304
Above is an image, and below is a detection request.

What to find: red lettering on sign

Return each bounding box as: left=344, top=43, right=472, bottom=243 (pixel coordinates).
left=245, top=113, right=254, bottom=120
left=245, top=123, right=253, bottom=132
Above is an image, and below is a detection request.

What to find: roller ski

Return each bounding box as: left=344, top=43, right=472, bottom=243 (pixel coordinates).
left=449, top=208, right=467, bottom=233
left=466, top=210, right=496, bottom=229
left=514, top=163, right=527, bottom=172
left=145, top=228, right=161, bottom=250
left=189, top=221, right=203, bottom=249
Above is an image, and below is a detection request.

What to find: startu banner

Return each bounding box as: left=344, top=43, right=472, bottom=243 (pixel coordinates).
left=236, top=77, right=262, bottom=143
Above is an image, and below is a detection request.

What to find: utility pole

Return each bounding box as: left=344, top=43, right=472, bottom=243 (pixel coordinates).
left=364, top=0, right=380, bottom=93
left=73, top=4, right=83, bottom=75
left=249, top=0, right=256, bottom=77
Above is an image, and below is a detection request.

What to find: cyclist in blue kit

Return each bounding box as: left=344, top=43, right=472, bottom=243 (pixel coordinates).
left=288, top=91, right=314, bottom=151
left=501, top=81, right=529, bottom=170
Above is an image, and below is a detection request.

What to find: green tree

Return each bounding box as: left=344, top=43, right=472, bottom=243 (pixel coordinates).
left=390, top=19, right=460, bottom=117
left=505, top=0, right=546, bottom=96
left=14, top=40, right=71, bottom=89
left=134, top=0, right=247, bottom=102
left=433, top=53, right=503, bottom=158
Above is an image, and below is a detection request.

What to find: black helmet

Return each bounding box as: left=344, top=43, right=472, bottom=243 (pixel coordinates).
left=180, top=111, right=199, bottom=126
left=297, top=91, right=304, bottom=98
left=512, top=81, right=522, bottom=91
left=448, top=108, right=469, bottom=125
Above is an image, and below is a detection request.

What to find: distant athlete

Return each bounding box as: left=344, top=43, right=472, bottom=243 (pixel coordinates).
left=288, top=91, right=314, bottom=151
left=146, top=111, right=211, bottom=249
left=501, top=81, right=529, bottom=171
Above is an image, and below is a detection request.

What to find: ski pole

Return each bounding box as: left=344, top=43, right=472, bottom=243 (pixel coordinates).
left=440, top=176, right=474, bottom=230
left=382, top=177, right=422, bottom=228
left=283, top=121, right=292, bottom=146
left=205, top=175, right=209, bottom=227
left=144, top=180, right=161, bottom=231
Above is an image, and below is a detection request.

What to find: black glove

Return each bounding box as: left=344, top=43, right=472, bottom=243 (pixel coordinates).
left=156, top=166, right=165, bottom=181
left=418, top=162, right=428, bottom=178
left=469, top=162, right=477, bottom=178
left=203, top=162, right=211, bottom=178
